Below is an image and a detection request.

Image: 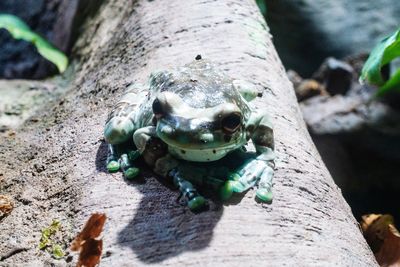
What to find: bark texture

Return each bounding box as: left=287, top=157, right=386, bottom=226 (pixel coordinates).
left=0, top=0, right=377, bottom=266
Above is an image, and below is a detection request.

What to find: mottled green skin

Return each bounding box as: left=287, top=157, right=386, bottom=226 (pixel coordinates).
left=104, top=58, right=275, bottom=211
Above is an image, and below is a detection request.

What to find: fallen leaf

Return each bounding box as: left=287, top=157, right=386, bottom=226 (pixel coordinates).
left=77, top=238, right=103, bottom=267
left=361, top=214, right=400, bottom=266
left=71, top=213, right=106, bottom=267
left=0, top=195, right=13, bottom=215
left=375, top=225, right=400, bottom=267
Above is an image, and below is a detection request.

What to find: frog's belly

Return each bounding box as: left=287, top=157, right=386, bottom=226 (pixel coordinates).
left=168, top=146, right=233, bottom=162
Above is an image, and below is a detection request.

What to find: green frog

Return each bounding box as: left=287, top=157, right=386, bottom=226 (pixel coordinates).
left=104, top=56, right=275, bottom=211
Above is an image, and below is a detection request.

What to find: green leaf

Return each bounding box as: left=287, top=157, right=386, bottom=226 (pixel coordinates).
left=39, top=219, right=62, bottom=250
left=52, top=244, right=65, bottom=259
left=256, top=0, right=267, bottom=17
left=49, top=219, right=61, bottom=232
left=0, top=14, right=30, bottom=31
left=360, top=28, right=400, bottom=95
left=0, top=14, right=68, bottom=73
left=377, top=68, right=400, bottom=96
left=38, top=236, right=49, bottom=250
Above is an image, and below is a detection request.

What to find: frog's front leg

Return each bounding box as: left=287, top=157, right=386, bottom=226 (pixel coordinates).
left=133, top=126, right=170, bottom=167
left=104, top=84, right=147, bottom=178
left=233, top=80, right=263, bottom=101
left=230, top=109, right=275, bottom=202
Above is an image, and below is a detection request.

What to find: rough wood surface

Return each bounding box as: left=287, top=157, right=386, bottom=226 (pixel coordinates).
left=0, top=0, right=377, bottom=266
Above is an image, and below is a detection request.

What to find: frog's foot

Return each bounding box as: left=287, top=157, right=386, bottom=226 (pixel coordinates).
left=195, top=175, right=233, bottom=201
left=228, top=159, right=273, bottom=202
left=169, top=169, right=206, bottom=211
left=107, top=143, right=120, bottom=172
left=107, top=144, right=140, bottom=180
left=219, top=180, right=234, bottom=201
left=233, top=79, right=263, bottom=102
left=106, top=157, right=120, bottom=173
left=255, top=165, right=274, bottom=203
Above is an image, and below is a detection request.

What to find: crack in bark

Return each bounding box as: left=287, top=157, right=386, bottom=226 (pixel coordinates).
left=0, top=248, right=29, bottom=262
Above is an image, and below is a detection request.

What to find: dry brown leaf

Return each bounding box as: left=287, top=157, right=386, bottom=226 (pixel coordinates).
left=0, top=195, right=13, bottom=215
left=295, top=79, right=327, bottom=101
left=375, top=225, right=400, bottom=267
left=361, top=214, right=394, bottom=253
left=361, top=214, right=400, bottom=266
left=71, top=213, right=106, bottom=267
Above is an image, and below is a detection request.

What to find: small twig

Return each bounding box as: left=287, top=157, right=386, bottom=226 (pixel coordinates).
left=0, top=247, right=29, bottom=261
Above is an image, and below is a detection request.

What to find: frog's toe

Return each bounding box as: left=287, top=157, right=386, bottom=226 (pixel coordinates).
left=188, top=196, right=206, bottom=211
left=107, top=160, right=120, bottom=173
left=119, top=153, right=140, bottom=180
left=219, top=180, right=234, bottom=200
left=229, top=180, right=247, bottom=193
left=256, top=165, right=274, bottom=202
left=227, top=171, right=240, bottom=181
left=231, top=159, right=266, bottom=193
left=123, top=167, right=140, bottom=180
left=256, top=188, right=273, bottom=203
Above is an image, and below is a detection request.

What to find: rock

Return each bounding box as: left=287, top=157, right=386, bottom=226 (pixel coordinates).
left=265, top=0, right=400, bottom=76
left=301, top=81, right=400, bottom=137
left=301, top=94, right=363, bottom=134
left=343, top=53, right=370, bottom=77
left=313, top=57, right=354, bottom=95
left=300, top=81, right=400, bottom=222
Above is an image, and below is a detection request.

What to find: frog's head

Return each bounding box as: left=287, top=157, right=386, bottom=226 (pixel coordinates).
left=152, top=92, right=246, bottom=162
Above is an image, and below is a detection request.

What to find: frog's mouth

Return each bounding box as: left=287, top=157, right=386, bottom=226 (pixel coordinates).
left=157, top=124, right=245, bottom=162
left=156, top=120, right=244, bottom=148
left=166, top=142, right=240, bottom=162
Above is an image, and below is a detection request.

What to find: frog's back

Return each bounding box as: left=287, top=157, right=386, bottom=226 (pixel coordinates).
left=150, top=59, right=247, bottom=110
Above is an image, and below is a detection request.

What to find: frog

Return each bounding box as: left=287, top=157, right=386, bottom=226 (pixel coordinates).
left=104, top=56, right=275, bottom=211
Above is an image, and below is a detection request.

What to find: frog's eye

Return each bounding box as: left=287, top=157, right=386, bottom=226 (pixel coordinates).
left=221, top=113, right=242, bottom=133
left=152, top=99, right=164, bottom=118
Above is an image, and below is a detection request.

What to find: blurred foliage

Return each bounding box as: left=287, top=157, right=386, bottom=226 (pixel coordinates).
left=256, top=0, right=267, bottom=17
left=39, top=219, right=61, bottom=250
left=0, top=14, right=68, bottom=73
left=39, top=219, right=65, bottom=259
left=361, top=28, right=400, bottom=96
